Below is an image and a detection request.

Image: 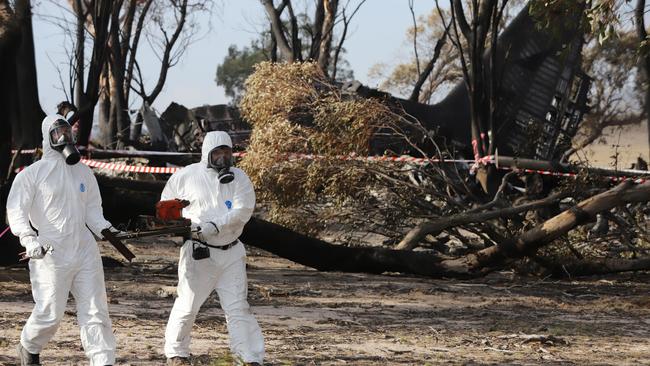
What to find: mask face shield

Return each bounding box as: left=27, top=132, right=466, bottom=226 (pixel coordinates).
left=48, top=119, right=80, bottom=165
left=207, top=145, right=234, bottom=183
left=49, top=119, right=75, bottom=148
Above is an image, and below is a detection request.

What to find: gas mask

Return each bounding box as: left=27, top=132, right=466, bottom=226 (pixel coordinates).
left=207, top=145, right=234, bottom=184
left=49, top=119, right=80, bottom=165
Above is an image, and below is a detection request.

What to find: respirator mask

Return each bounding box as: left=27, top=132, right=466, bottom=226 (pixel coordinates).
left=207, top=145, right=234, bottom=184
left=49, top=119, right=80, bottom=165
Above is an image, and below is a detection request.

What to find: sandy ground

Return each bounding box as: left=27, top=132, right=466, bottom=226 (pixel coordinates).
left=0, top=238, right=649, bottom=366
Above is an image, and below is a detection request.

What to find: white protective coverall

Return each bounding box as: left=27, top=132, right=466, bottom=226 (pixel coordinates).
left=163, top=131, right=264, bottom=363
left=6, top=115, right=116, bottom=365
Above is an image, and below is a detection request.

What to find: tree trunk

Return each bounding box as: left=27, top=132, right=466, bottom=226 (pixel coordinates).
left=537, top=256, right=650, bottom=278
left=107, top=90, right=118, bottom=148
left=240, top=218, right=454, bottom=277
left=309, top=0, right=325, bottom=60
left=261, top=0, right=294, bottom=62
left=0, top=0, right=20, bottom=160
left=0, top=0, right=44, bottom=160
left=98, top=63, right=111, bottom=147
left=0, top=0, right=43, bottom=265
left=13, top=0, right=45, bottom=147
left=635, top=0, right=650, bottom=160
left=108, top=2, right=129, bottom=149
left=317, top=0, right=338, bottom=75
left=73, top=0, right=112, bottom=147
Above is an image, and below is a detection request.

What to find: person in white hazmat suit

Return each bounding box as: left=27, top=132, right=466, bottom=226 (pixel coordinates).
left=6, top=115, right=118, bottom=366
left=162, top=131, right=264, bottom=366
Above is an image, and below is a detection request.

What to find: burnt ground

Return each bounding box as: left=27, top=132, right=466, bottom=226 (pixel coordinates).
left=0, top=237, right=649, bottom=365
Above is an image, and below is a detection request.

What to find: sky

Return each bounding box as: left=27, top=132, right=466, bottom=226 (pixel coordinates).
left=31, top=0, right=432, bottom=115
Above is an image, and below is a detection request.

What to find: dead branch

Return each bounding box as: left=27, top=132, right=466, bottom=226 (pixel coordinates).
left=396, top=188, right=566, bottom=251
left=409, top=24, right=449, bottom=102
left=408, top=0, right=421, bottom=77
left=440, top=181, right=650, bottom=276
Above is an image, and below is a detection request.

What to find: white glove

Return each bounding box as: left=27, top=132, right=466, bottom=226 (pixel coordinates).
left=190, top=222, right=200, bottom=232
left=20, top=236, right=49, bottom=260
left=103, top=226, right=126, bottom=238
left=197, top=221, right=219, bottom=236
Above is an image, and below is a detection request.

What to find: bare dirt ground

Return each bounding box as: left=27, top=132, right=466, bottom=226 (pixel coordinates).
left=0, top=237, right=650, bottom=366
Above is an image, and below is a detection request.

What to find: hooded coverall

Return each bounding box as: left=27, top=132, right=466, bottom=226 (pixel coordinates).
left=163, top=131, right=264, bottom=364
left=6, top=115, right=117, bottom=365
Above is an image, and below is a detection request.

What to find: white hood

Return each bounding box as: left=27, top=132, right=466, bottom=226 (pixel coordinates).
left=201, top=131, right=233, bottom=164
left=40, top=114, right=67, bottom=161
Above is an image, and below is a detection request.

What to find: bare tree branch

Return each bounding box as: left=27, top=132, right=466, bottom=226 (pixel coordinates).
left=331, top=0, right=366, bottom=80
left=408, top=0, right=421, bottom=77
left=409, top=24, right=449, bottom=102
left=124, top=0, right=153, bottom=103
left=144, top=0, right=188, bottom=104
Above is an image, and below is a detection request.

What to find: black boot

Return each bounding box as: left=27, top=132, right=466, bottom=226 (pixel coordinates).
left=16, top=343, right=40, bottom=366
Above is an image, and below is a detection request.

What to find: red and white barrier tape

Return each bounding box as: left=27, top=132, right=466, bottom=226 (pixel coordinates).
left=79, top=154, right=477, bottom=174
left=13, top=149, right=38, bottom=154
left=81, top=159, right=180, bottom=174
left=0, top=226, right=10, bottom=239
left=79, top=157, right=649, bottom=183
left=11, top=148, right=477, bottom=165
left=10, top=148, right=649, bottom=183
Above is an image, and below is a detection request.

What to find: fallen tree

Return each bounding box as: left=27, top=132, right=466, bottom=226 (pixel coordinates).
left=92, top=173, right=650, bottom=278
left=231, top=61, right=650, bottom=278
left=242, top=181, right=650, bottom=278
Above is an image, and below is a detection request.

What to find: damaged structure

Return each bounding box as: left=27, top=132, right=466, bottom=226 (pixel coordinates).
left=134, top=102, right=251, bottom=153
left=142, top=4, right=590, bottom=163
left=345, top=4, right=590, bottom=161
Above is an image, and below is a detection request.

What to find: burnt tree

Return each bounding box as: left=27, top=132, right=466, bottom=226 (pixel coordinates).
left=0, top=0, right=45, bottom=264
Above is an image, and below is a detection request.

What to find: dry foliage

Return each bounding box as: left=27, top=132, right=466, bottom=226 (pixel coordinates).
left=239, top=62, right=425, bottom=235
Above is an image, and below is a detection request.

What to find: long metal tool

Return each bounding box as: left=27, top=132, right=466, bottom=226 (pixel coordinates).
left=115, top=225, right=191, bottom=240
left=101, top=228, right=137, bottom=262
